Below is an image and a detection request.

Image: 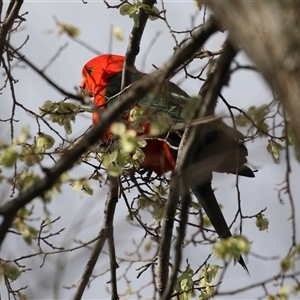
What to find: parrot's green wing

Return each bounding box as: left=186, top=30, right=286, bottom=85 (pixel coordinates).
left=105, top=70, right=189, bottom=124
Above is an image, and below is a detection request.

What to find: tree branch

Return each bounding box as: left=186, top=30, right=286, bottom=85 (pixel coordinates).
left=159, top=39, right=237, bottom=299
left=181, top=39, right=238, bottom=189
left=204, top=1, right=300, bottom=143
left=8, top=44, right=86, bottom=104
left=72, top=176, right=119, bottom=300
left=122, top=0, right=156, bottom=87
left=0, top=0, right=24, bottom=62
left=217, top=270, right=300, bottom=297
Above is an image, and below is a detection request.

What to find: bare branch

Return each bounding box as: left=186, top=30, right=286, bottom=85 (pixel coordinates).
left=73, top=177, right=119, bottom=300
left=158, top=38, right=237, bottom=299
left=204, top=1, right=300, bottom=143
left=181, top=40, right=238, bottom=189
left=122, top=0, right=156, bottom=87
left=217, top=270, right=300, bottom=297
left=0, top=0, right=24, bottom=61
left=8, top=44, right=86, bottom=104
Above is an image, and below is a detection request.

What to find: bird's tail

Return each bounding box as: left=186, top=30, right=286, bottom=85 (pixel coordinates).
left=192, top=183, right=249, bottom=273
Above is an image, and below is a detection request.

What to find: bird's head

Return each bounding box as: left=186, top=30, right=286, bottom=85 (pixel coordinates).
left=80, top=54, right=125, bottom=97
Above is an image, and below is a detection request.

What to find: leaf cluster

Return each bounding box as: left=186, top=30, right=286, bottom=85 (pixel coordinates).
left=119, top=1, right=160, bottom=27
left=40, top=100, right=82, bottom=135
left=213, top=236, right=250, bottom=265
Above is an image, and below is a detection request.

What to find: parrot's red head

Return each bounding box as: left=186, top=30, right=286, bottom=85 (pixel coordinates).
left=80, top=54, right=125, bottom=100
left=81, top=54, right=125, bottom=125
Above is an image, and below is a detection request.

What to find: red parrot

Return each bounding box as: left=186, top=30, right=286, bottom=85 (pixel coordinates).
left=80, top=54, right=254, bottom=272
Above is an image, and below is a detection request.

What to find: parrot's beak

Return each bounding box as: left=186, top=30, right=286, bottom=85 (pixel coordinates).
left=79, top=79, right=94, bottom=97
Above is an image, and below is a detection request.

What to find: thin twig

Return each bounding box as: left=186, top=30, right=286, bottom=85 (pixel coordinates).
left=8, top=44, right=86, bottom=103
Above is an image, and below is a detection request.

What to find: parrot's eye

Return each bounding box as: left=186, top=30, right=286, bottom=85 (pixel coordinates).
left=87, top=67, right=94, bottom=74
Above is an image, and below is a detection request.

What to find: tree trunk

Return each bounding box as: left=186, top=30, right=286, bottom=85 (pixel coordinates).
left=204, top=1, right=300, bottom=142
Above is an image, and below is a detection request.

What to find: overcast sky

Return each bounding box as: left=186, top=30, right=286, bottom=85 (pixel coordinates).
left=1, top=1, right=300, bottom=299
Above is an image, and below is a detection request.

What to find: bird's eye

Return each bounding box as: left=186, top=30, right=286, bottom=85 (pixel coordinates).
left=87, top=67, right=94, bottom=74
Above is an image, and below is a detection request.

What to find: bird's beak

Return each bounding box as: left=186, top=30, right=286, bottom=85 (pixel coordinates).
left=79, top=78, right=94, bottom=97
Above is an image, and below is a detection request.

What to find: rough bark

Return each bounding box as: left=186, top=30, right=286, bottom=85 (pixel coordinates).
left=204, top=1, right=300, bottom=142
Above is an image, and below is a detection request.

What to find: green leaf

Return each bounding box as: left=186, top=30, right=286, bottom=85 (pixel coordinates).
left=131, top=12, right=140, bottom=28
left=23, top=225, right=38, bottom=245
left=213, top=236, right=250, bottom=263
left=181, top=96, right=202, bottom=121
left=235, top=113, right=250, bottom=127
left=64, top=119, right=72, bottom=135
left=137, top=139, right=147, bottom=148
left=137, top=1, right=150, bottom=10
left=190, top=201, right=201, bottom=210
left=152, top=205, right=164, bottom=222
left=40, top=100, right=80, bottom=133
left=235, top=236, right=251, bottom=255
left=202, top=215, right=212, bottom=228
left=266, top=140, right=284, bottom=164
left=248, top=104, right=269, bottom=136
left=112, top=26, right=124, bottom=42
left=111, top=122, right=126, bottom=135
left=257, top=121, right=269, bottom=136
left=13, top=126, right=30, bottom=144
left=174, top=265, right=194, bottom=300
left=203, top=265, right=219, bottom=283
left=144, top=240, right=152, bottom=252
left=39, top=100, right=57, bottom=114
left=149, top=112, right=172, bottom=136
left=198, top=265, right=218, bottom=300
left=132, top=147, right=145, bottom=164
left=101, top=150, right=118, bottom=168
left=17, top=292, right=27, bottom=300
left=138, top=196, right=150, bottom=209
left=16, top=172, right=40, bottom=192
left=117, top=149, right=132, bottom=166
left=120, top=129, right=137, bottom=153
left=281, top=257, right=292, bottom=272
left=57, top=22, right=80, bottom=37
left=14, top=213, right=38, bottom=245
left=130, top=106, right=147, bottom=133
left=206, top=58, right=218, bottom=76
left=0, top=147, right=19, bottom=167
left=179, top=269, right=193, bottom=291
left=278, top=286, right=291, bottom=300
left=125, top=209, right=138, bottom=221
left=20, top=145, right=43, bottom=167
left=36, top=133, right=55, bottom=151
left=125, top=283, right=133, bottom=295
left=1, top=263, right=21, bottom=281
left=130, top=106, right=147, bottom=122
left=107, top=165, right=123, bottom=177
left=82, top=184, right=94, bottom=195
left=64, top=102, right=80, bottom=113
left=255, top=214, right=269, bottom=231
left=119, top=3, right=134, bottom=16
left=194, top=0, right=203, bottom=9
left=149, top=6, right=160, bottom=21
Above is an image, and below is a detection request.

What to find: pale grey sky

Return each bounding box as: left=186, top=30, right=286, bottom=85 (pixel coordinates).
left=1, top=1, right=299, bottom=299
